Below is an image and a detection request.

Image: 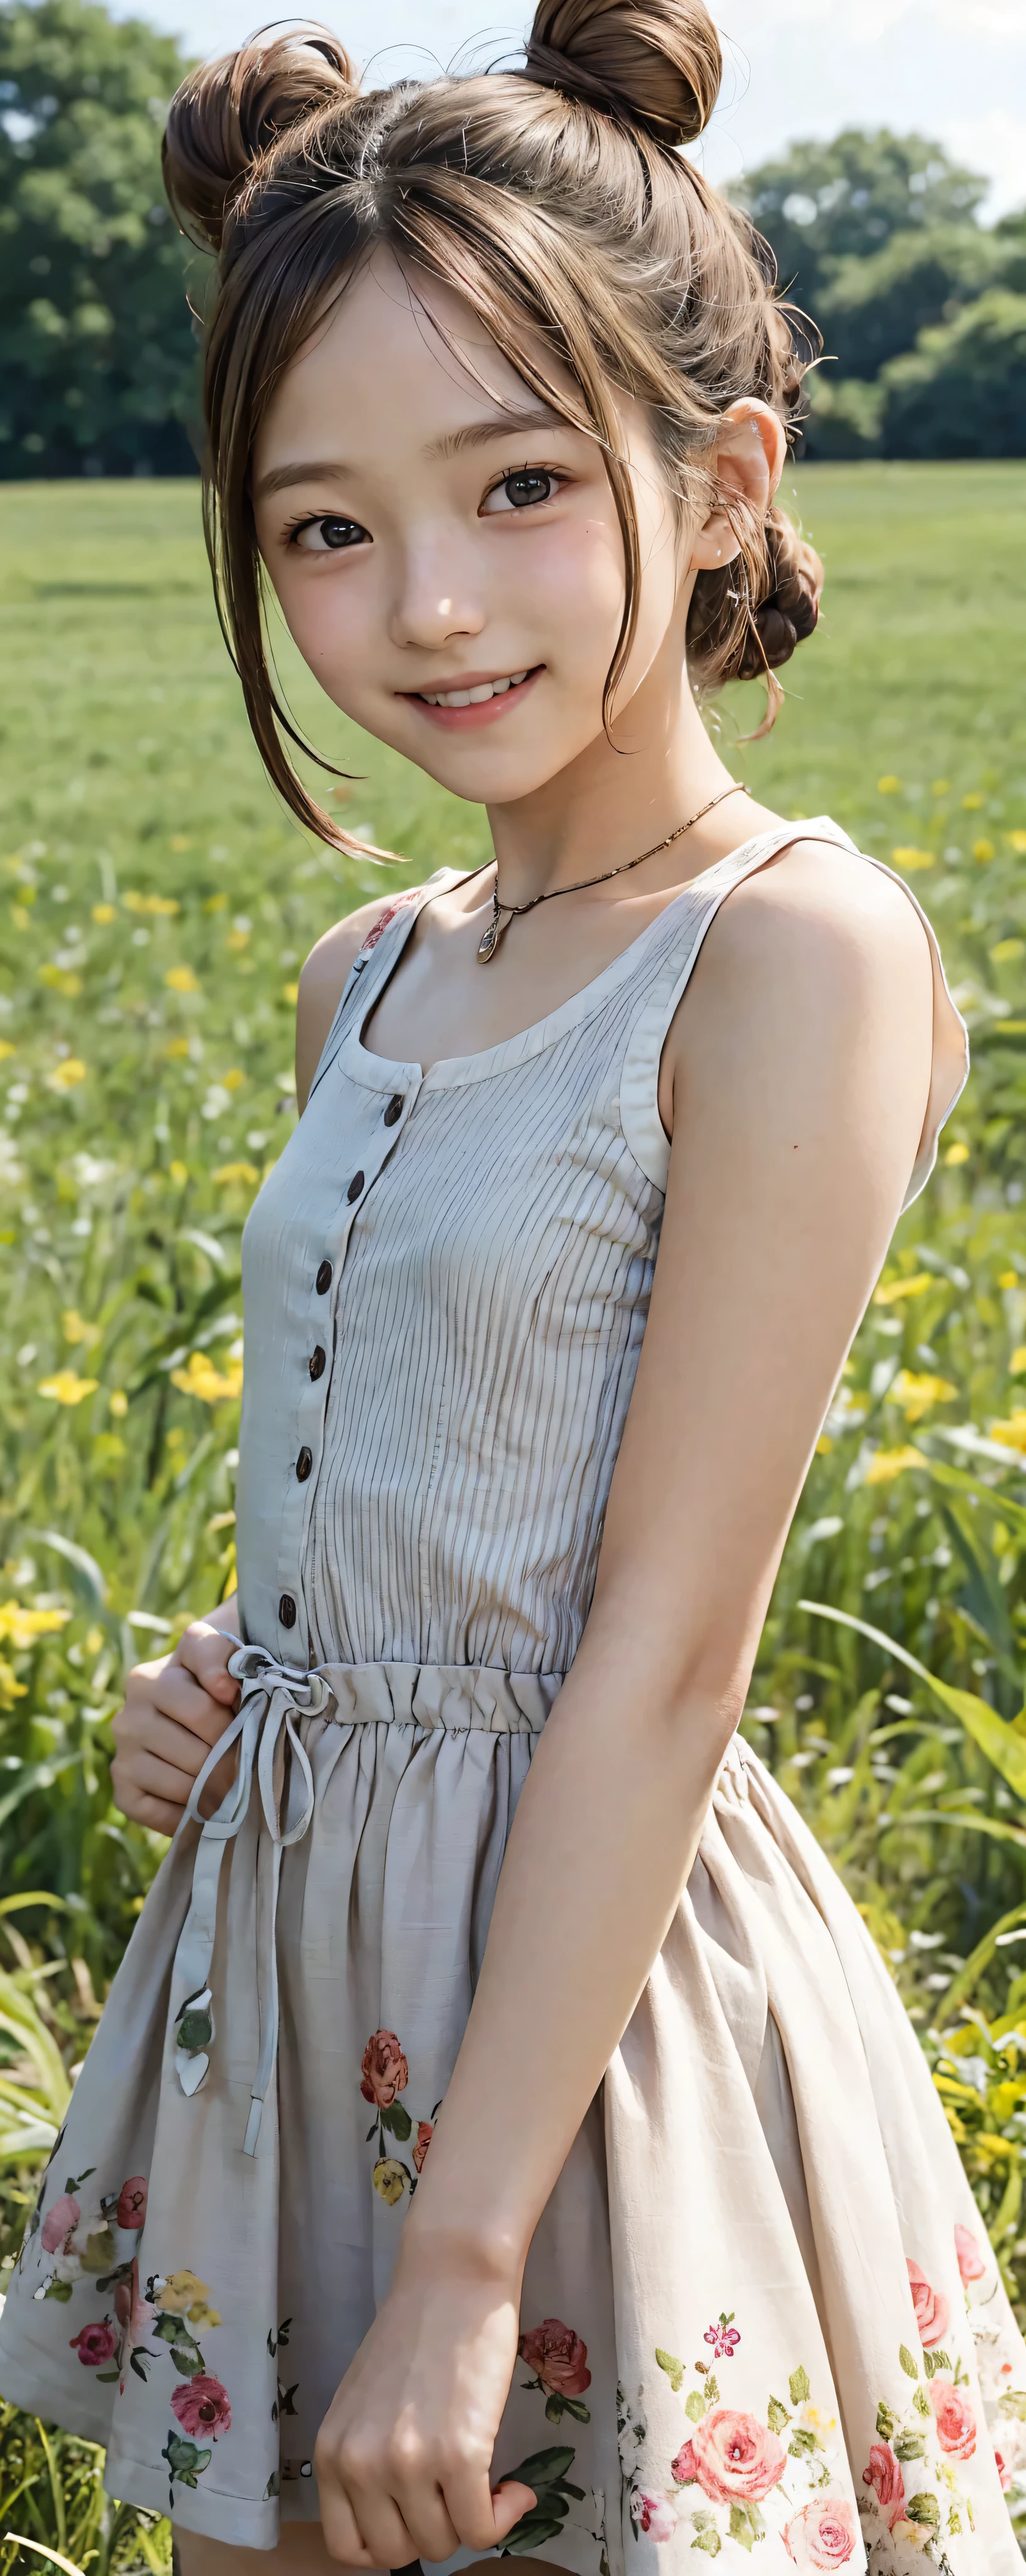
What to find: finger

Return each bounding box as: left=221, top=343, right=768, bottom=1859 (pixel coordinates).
left=147, top=1665, right=240, bottom=1746
left=391, top=2481, right=461, bottom=2565
left=339, top=2484, right=419, bottom=2573
left=316, top=2479, right=383, bottom=2571
left=176, top=1622, right=242, bottom=1701
left=119, top=1704, right=228, bottom=1782
left=445, top=2471, right=536, bottom=2553
left=110, top=1775, right=185, bottom=1836
left=114, top=1745, right=201, bottom=1811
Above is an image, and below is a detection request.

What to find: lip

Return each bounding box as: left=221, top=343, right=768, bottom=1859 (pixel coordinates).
left=400, top=667, right=542, bottom=731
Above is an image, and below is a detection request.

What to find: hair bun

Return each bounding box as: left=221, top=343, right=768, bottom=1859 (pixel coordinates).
left=736, top=515, right=824, bottom=680
left=524, top=0, right=721, bottom=148
left=162, top=25, right=355, bottom=250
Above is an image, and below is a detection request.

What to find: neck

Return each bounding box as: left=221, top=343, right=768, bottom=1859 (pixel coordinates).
left=485, top=650, right=742, bottom=911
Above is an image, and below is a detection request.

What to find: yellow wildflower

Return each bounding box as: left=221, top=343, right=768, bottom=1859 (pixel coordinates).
left=1000, top=1270, right=1019, bottom=1287
left=166, top=1036, right=190, bottom=1059
left=38, top=965, right=82, bottom=997
left=165, top=965, right=201, bottom=995
left=168, top=835, right=193, bottom=854
left=945, top=1140, right=969, bottom=1165
left=125, top=891, right=179, bottom=916
left=92, top=902, right=116, bottom=924
left=991, top=939, right=1024, bottom=964
left=282, top=981, right=299, bottom=1004
left=888, top=1369, right=957, bottom=1423
left=170, top=1351, right=244, bottom=1404
left=892, top=847, right=933, bottom=871
left=0, top=1600, right=70, bottom=1647
left=86, top=1626, right=104, bottom=1655
left=48, top=1058, right=87, bottom=1091
left=62, top=1310, right=100, bottom=1348
left=873, top=1273, right=933, bottom=1305
left=38, top=1370, right=99, bottom=1406
left=864, top=1447, right=925, bottom=1484
left=1008, top=831, right=1026, bottom=854
left=11, top=906, right=31, bottom=931
left=227, top=928, right=250, bottom=954
left=0, top=1040, right=15, bottom=1060
left=0, top=1662, right=27, bottom=1708
left=973, top=838, right=995, bottom=863
left=204, top=892, right=228, bottom=913
left=989, top=1413, right=1026, bottom=1455
left=962, top=791, right=984, bottom=809
left=212, top=1162, right=259, bottom=1188
left=223, top=1068, right=245, bottom=1091
left=1011, top=1348, right=1026, bottom=1375
left=877, top=775, right=900, bottom=793
left=930, top=780, right=949, bottom=796
left=169, top=1160, right=189, bottom=1186
left=109, top=1389, right=128, bottom=1418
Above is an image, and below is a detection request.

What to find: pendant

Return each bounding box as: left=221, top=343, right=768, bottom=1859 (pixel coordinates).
left=477, top=908, right=506, bottom=963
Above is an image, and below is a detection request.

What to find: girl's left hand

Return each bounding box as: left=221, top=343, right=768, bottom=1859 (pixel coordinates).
left=314, top=2250, right=536, bottom=2568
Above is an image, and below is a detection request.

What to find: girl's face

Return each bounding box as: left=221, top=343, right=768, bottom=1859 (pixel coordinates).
left=252, top=250, right=692, bottom=808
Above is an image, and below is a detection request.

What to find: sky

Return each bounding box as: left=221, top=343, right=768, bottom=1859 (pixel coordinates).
left=116, top=0, right=1026, bottom=219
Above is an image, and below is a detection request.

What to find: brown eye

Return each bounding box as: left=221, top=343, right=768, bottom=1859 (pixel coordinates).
left=481, top=469, right=562, bottom=516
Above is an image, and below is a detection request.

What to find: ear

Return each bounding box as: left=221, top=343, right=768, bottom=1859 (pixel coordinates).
left=688, top=400, right=787, bottom=573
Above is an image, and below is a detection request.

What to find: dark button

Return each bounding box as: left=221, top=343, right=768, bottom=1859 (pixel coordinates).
left=279, top=1593, right=297, bottom=1629
left=347, top=1170, right=365, bottom=1203
left=309, top=1345, right=326, bottom=1382
left=383, top=1094, right=404, bottom=1127
left=315, top=1258, right=332, bottom=1295
left=296, top=1446, right=312, bottom=1482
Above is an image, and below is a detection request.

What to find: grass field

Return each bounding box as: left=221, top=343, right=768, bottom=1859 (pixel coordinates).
left=2, top=462, right=1026, bottom=2562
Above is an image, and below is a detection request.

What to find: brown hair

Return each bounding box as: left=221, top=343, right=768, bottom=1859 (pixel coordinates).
left=163, top=0, right=822, bottom=854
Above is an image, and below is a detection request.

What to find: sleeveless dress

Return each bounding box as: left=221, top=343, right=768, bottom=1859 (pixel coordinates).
left=3, top=817, right=1024, bottom=2576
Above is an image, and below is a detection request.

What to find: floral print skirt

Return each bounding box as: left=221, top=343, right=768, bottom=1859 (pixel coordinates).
left=1, top=1660, right=1025, bottom=2573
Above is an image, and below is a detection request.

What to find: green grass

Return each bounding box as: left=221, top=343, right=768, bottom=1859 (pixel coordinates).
left=1, top=462, right=1026, bottom=2558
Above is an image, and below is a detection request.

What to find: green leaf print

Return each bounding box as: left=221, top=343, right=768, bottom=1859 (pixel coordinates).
left=655, top=2349, right=685, bottom=2394
left=913, top=2388, right=930, bottom=2417
left=766, top=2397, right=790, bottom=2434
left=999, top=2389, right=1026, bottom=2421
left=895, top=2433, right=927, bottom=2462
left=876, top=2402, right=896, bottom=2441
left=543, top=2391, right=590, bottom=2424
left=80, top=2227, right=117, bottom=2274
left=496, top=2442, right=585, bottom=2551
left=906, top=2492, right=940, bottom=2530
left=381, top=2100, right=412, bottom=2141
left=42, top=2278, right=73, bottom=2302
left=922, top=2348, right=951, bottom=2377
left=162, top=2431, right=214, bottom=2495
left=727, top=2501, right=765, bottom=2552
left=690, top=2530, right=721, bottom=2557
left=787, top=2427, right=819, bottom=2458
left=899, top=2344, right=920, bottom=2379
left=788, top=2366, right=810, bottom=2407
left=685, top=2390, right=707, bottom=2424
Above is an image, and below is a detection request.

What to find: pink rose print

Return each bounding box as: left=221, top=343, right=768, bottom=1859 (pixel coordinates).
left=784, top=2494, right=858, bottom=2567
left=995, top=2448, right=1012, bottom=2494
left=688, top=2409, right=786, bottom=2505
left=927, top=2375, right=977, bottom=2460
left=116, top=2175, right=148, bottom=2230
left=630, top=2490, right=676, bottom=2544
left=862, top=2441, right=905, bottom=2531
left=360, top=2029, right=409, bottom=2109
left=703, top=2313, right=741, bottom=2360
left=412, top=2120, right=433, bottom=2174
left=671, top=2441, right=697, bottom=2485
left=171, top=2374, right=232, bottom=2439
left=955, top=2221, right=986, bottom=2285
left=518, top=2319, right=592, bottom=2398
left=41, top=2193, right=79, bottom=2254
left=70, top=2319, right=118, bottom=2367
left=113, top=2258, right=157, bottom=2390
left=907, top=2258, right=950, bottom=2348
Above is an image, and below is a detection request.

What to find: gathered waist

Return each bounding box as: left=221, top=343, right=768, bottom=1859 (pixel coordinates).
left=245, top=1649, right=565, bottom=1736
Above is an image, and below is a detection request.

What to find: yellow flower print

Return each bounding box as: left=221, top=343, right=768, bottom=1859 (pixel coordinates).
left=373, top=2158, right=408, bottom=2206
left=155, top=2268, right=222, bottom=2329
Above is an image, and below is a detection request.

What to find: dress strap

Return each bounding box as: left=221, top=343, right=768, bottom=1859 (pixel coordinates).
left=619, top=818, right=968, bottom=1211
left=306, top=865, right=468, bottom=1106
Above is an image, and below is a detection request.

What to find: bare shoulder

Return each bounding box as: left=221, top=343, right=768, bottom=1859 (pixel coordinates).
left=689, top=838, right=931, bottom=1024
left=295, top=894, right=395, bottom=1113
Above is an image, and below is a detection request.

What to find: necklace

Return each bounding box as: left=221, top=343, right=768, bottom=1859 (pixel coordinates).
left=477, top=783, right=751, bottom=962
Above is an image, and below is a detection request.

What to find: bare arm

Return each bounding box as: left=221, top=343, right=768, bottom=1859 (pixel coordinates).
left=314, top=849, right=935, bottom=2567
left=295, top=896, right=395, bottom=1112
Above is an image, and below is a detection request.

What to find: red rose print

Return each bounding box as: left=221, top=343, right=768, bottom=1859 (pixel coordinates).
left=360, top=2030, right=409, bottom=2108
left=688, top=2409, right=786, bottom=2505
left=955, top=2221, right=986, bottom=2285
left=70, top=2319, right=118, bottom=2367
left=863, top=2441, right=905, bottom=2530
left=629, top=2490, right=676, bottom=2544
left=927, top=2375, right=976, bottom=2460
left=41, top=2192, right=79, bottom=2255
left=784, top=2494, right=858, bottom=2566
left=116, top=2175, right=148, bottom=2230
left=995, top=2448, right=1012, bottom=2493
left=517, top=2318, right=592, bottom=2399
left=907, top=2258, right=950, bottom=2348
left=171, top=2374, right=232, bottom=2439
left=358, top=893, right=419, bottom=957
left=671, top=2441, right=697, bottom=2485
left=412, top=2120, right=433, bottom=2173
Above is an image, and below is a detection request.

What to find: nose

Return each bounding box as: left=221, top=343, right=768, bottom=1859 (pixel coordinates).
left=387, top=523, right=486, bottom=653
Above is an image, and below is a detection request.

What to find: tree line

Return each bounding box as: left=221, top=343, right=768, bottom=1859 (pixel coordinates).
left=1, top=0, right=1024, bottom=479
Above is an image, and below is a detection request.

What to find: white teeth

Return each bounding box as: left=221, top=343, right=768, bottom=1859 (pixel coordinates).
left=417, top=672, right=531, bottom=708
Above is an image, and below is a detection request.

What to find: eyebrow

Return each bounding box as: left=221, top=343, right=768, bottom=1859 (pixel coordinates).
left=253, top=408, right=567, bottom=499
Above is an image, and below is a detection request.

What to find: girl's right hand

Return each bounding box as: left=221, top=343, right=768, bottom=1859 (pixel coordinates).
left=111, top=1616, right=243, bottom=1835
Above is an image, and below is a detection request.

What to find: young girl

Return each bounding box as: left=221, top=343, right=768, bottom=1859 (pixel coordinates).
left=3, top=3, right=1023, bottom=2570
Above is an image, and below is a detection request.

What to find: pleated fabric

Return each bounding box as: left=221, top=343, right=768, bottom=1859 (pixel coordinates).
left=5, top=819, right=1019, bottom=2576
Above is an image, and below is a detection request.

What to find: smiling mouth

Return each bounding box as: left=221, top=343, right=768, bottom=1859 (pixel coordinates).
left=401, top=667, right=543, bottom=726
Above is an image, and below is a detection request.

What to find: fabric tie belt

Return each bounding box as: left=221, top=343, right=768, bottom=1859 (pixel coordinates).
left=168, top=1644, right=563, bottom=2155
